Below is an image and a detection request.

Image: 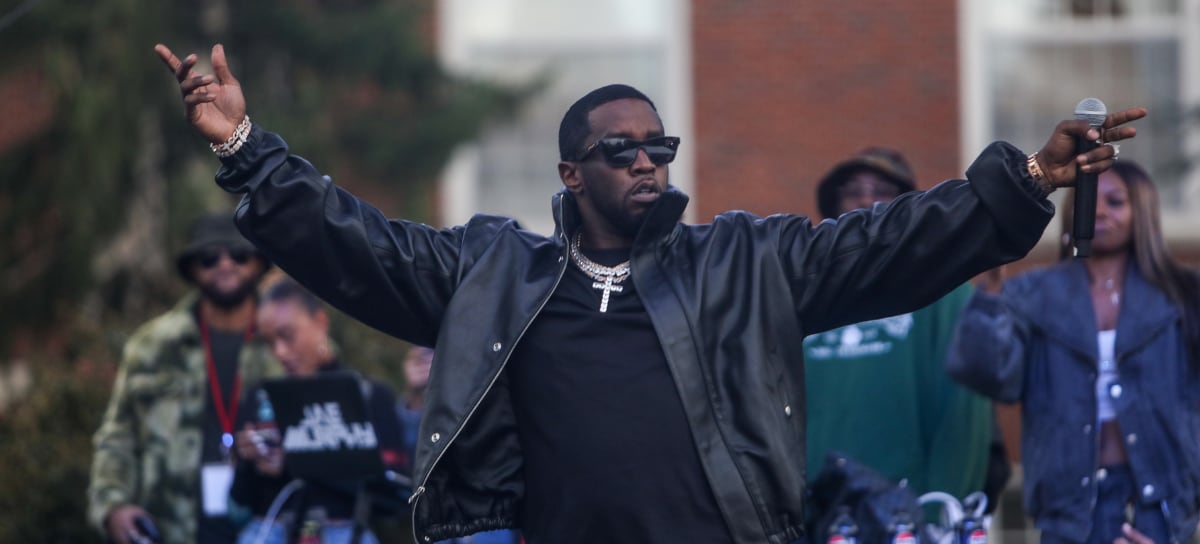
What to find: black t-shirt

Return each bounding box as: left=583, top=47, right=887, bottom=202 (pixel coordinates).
left=507, top=246, right=734, bottom=544
left=198, top=326, right=243, bottom=544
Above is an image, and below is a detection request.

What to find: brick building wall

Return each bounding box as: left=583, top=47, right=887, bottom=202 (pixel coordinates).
left=691, top=0, right=1010, bottom=464
left=690, top=0, right=960, bottom=221
left=689, top=1, right=1200, bottom=473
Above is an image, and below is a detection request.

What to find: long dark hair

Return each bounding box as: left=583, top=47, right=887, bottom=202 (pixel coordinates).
left=1060, top=161, right=1200, bottom=367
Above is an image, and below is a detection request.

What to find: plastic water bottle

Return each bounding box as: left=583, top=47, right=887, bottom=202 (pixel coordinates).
left=827, top=506, right=859, bottom=544
left=956, top=509, right=987, bottom=544
left=887, top=509, right=920, bottom=544
left=256, top=389, right=274, bottom=421
left=297, top=507, right=327, bottom=544
left=297, top=519, right=322, bottom=544
left=255, top=389, right=280, bottom=448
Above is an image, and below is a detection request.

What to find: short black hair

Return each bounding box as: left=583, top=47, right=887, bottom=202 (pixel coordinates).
left=262, top=278, right=323, bottom=314
left=558, top=84, right=657, bottom=161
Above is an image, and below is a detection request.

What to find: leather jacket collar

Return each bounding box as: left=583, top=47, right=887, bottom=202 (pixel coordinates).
left=550, top=186, right=690, bottom=248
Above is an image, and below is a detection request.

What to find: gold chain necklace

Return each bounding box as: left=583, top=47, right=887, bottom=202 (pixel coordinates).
left=569, top=231, right=630, bottom=313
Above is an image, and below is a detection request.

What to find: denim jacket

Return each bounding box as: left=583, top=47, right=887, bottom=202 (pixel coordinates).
left=947, top=259, right=1200, bottom=543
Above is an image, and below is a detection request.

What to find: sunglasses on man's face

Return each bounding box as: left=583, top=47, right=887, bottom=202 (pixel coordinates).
left=197, top=247, right=254, bottom=269
left=577, top=136, right=681, bottom=167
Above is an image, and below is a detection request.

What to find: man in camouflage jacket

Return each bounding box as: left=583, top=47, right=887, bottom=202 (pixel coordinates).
left=88, top=213, right=281, bottom=544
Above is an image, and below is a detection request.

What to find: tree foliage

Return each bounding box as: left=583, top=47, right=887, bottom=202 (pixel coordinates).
left=0, top=0, right=526, bottom=349
left=0, top=359, right=111, bottom=544
left=0, top=0, right=526, bottom=539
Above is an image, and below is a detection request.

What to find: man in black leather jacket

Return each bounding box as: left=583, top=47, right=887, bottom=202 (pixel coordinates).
left=156, top=43, right=1143, bottom=544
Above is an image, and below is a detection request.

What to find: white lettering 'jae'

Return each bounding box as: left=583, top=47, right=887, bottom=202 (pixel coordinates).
left=282, top=401, right=378, bottom=452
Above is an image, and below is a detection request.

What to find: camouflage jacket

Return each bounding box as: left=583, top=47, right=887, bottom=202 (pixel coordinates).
left=87, top=293, right=282, bottom=543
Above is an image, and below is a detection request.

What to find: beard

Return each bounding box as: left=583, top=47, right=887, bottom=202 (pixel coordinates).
left=580, top=171, right=664, bottom=242
left=198, top=278, right=259, bottom=310
left=590, top=193, right=651, bottom=240
left=605, top=209, right=647, bottom=240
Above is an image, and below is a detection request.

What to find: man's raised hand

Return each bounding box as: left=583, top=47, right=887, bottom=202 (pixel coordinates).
left=1034, top=106, right=1148, bottom=189
left=154, top=43, right=246, bottom=145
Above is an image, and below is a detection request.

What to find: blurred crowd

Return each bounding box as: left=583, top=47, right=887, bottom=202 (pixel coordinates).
left=82, top=144, right=1199, bottom=544
left=75, top=42, right=1195, bottom=544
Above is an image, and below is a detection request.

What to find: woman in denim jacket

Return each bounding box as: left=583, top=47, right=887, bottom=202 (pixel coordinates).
left=947, top=160, right=1200, bottom=544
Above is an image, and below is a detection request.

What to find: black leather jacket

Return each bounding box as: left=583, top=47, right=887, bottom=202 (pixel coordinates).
left=216, top=126, right=1053, bottom=544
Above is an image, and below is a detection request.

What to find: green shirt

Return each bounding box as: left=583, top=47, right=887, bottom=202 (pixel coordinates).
left=804, top=283, right=990, bottom=500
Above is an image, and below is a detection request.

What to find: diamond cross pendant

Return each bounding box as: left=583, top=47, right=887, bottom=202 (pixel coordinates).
left=592, top=276, right=625, bottom=312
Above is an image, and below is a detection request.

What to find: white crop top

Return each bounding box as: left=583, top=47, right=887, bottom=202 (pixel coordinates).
left=1095, top=329, right=1118, bottom=422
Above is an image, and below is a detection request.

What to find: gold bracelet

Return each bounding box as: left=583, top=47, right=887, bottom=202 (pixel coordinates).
left=1026, top=152, right=1054, bottom=196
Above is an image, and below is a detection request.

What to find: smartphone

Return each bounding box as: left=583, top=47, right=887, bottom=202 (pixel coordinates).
left=133, top=516, right=162, bottom=544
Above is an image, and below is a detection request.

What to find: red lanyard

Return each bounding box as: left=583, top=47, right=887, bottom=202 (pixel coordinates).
left=198, top=316, right=254, bottom=450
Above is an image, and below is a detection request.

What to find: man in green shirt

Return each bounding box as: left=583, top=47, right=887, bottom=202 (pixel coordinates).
left=804, top=147, right=998, bottom=504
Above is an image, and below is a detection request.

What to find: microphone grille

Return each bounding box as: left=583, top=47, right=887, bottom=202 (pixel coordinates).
left=1074, top=97, right=1108, bottom=127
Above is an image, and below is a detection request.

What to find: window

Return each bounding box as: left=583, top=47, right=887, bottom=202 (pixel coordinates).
left=961, top=0, right=1200, bottom=238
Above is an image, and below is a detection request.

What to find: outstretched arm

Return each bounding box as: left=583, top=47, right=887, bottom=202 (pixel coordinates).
left=784, top=106, right=1146, bottom=332
left=154, top=44, right=467, bottom=345
left=154, top=43, right=245, bottom=145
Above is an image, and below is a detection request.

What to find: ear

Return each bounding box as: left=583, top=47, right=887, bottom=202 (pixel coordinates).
left=559, top=161, right=584, bottom=194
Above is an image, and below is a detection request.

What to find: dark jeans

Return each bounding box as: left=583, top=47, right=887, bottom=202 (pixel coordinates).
left=1040, top=465, right=1170, bottom=544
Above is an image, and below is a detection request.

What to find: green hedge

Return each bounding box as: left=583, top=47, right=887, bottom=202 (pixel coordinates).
left=0, top=360, right=111, bottom=543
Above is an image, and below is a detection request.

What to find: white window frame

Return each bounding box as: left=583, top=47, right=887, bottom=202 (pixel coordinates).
left=959, top=0, right=1200, bottom=240
left=436, top=0, right=694, bottom=234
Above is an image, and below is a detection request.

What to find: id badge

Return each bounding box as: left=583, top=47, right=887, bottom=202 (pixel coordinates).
left=200, top=463, right=234, bottom=516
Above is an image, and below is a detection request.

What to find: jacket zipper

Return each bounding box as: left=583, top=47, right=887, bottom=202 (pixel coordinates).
left=409, top=231, right=570, bottom=542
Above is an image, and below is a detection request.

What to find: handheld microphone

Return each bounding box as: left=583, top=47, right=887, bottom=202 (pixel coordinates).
left=1072, top=98, right=1107, bottom=258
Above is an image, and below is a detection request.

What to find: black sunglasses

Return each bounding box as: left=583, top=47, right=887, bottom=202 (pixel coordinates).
left=577, top=136, right=681, bottom=167
left=197, top=247, right=254, bottom=269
